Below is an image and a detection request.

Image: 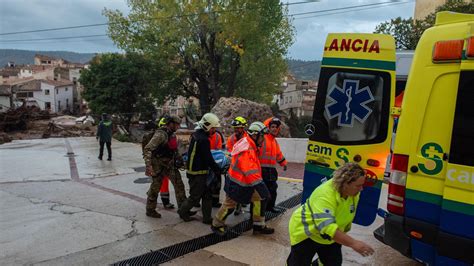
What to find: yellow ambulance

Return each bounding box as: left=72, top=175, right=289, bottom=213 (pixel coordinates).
left=302, top=12, right=473, bottom=265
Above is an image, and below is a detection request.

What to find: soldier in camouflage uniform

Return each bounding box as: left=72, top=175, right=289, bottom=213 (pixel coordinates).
left=144, top=115, right=187, bottom=218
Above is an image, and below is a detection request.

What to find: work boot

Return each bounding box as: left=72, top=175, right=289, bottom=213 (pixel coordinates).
left=268, top=207, right=282, bottom=214
left=253, top=225, right=275, bottom=235
left=107, top=157, right=112, bottom=161
left=178, top=210, right=197, bottom=222
left=211, top=225, right=228, bottom=236
left=202, top=218, right=212, bottom=225
left=146, top=209, right=162, bottom=218
left=163, top=203, right=175, bottom=209
left=98, top=156, right=102, bottom=160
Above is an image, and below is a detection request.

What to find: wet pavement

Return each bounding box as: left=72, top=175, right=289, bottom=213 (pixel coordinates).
left=0, top=137, right=417, bottom=265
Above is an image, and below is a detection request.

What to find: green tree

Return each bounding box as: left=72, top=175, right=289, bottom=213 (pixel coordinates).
left=104, top=0, right=294, bottom=112
left=374, top=0, right=474, bottom=50
left=80, top=53, right=157, bottom=130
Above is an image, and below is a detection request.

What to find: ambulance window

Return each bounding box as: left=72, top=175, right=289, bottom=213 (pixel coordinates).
left=449, top=71, right=474, bottom=166
left=311, top=68, right=390, bottom=145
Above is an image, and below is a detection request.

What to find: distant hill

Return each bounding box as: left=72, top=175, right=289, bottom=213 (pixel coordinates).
left=0, top=49, right=96, bottom=66
left=286, top=59, right=321, bottom=81
left=1, top=49, right=321, bottom=81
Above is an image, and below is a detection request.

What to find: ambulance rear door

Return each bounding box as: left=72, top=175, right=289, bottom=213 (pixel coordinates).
left=303, top=33, right=396, bottom=226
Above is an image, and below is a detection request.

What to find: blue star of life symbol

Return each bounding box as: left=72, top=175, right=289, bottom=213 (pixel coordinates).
left=325, top=79, right=375, bottom=127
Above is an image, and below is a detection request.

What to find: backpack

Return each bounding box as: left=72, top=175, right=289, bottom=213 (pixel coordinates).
left=141, top=130, right=156, bottom=153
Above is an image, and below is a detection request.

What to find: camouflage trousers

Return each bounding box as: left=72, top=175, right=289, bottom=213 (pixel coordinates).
left=146, top=167, right=186, bottom=211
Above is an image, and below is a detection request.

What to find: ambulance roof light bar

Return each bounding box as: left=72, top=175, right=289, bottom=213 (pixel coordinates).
left=432, top=39, right=464, bottom=62
left=466, top=37, right=474, bottom=58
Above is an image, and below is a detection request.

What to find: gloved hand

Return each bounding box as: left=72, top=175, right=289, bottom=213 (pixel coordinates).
left=145, top=165, right=155, bottom=177
left=283, top=165, right=287, bottom=171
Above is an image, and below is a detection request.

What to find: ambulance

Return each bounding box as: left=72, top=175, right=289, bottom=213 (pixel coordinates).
left=302, top=12, right=473, bottom=265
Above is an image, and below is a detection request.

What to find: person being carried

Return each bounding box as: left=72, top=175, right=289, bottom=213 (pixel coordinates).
left=211, top=122, right=274, bottom=236
left=143, top=115, right=187, bottom=218
left=287, top=163, right=374, bottom=266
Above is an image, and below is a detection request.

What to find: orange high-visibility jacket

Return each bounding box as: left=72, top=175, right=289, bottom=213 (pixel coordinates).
left=209, top=131, right=224, bottom=150
left=258, top=134, right=287, bottom=168
left=226, top=132, right=248, bottom=153
left=225, top=135, right=266, bottom=202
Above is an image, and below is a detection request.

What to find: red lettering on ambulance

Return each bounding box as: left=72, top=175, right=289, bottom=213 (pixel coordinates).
left=363, top=39, right=369, bottom=52
left=329, top=39, right=339, bottom=51
left=368, top=40, right=380, bottom=53
left=340, top=39, right=351, bottom=51
left=352, top=39, right=363, bottom=52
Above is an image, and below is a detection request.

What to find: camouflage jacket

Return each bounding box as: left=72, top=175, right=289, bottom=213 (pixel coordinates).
left=143, top=129, right=177, bottom=173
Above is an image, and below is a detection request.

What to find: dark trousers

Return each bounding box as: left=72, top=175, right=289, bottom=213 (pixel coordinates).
left=179, top=173, right=212, bottom=221
left=262, top=167, right=278, bottom=209
left=287, top=238, right=342, bottom=266
left=210, top=173, right=221, bottom=205
left=99, top=141, right=111, bottom=159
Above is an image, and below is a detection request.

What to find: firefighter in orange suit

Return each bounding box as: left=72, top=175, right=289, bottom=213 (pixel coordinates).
left=226, top=116, right=248, bottom=153
left=226, top=116, right=249, bottom=215
left=208, top=130, right=225, bottom=208
left=260, top=117, right=288, bottom=213
left=211, top=122, right=274, bottom=236
left=209, top=130, right=225, bottom=150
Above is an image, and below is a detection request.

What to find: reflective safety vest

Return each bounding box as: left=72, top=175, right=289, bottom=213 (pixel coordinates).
left=226, top=132, right=248, bottom=153
left=288, top=179, right=359, bottom=246
left=209, top=131, right=225, bottom=150
left=228, top=135, right=263, bottom=188
left=258, top=134, right=287, bottom=168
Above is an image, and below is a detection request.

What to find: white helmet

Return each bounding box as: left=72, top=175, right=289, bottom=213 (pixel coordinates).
left=198, top=113, right=221, bottom=131
left=247, top=121, right=268, bottom=136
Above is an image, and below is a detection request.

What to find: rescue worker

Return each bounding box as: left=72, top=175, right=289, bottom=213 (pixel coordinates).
left=209, top=130, right=225, bottom=150
left=226, top=116, right=248, bottom=152
left=211, top=122, right=274, bottom=236
left=157, top=117, right=175, bottom=209
left=226, top=116, right=249, bottom=215
left=208, top=129, right=225, bottom=208
left=260, top=117, right=287, bottom=212
left=144, top=115, right=187, bottom=218
left=96, top=113, right=113, bottom=161
left=287, top=163, right=375, bottom=266
left=178, top=113, right=222, bottom=224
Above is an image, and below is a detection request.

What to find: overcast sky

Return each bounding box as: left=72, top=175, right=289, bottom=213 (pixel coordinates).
left=0, top=0, right=415, bottom=60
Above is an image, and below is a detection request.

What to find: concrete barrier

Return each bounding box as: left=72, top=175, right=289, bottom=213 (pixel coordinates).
left=276, top=138, right=308, bottom=163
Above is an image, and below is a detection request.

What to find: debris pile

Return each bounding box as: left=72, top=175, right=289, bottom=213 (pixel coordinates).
left=211, top=97, right=291, bottom=137
left=0, top=108, right=96, bottom=142
left=0, top=106, right=50, bottom=132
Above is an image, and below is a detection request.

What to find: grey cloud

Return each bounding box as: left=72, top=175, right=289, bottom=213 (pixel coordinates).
left=0, top=0, right=414, bottom=58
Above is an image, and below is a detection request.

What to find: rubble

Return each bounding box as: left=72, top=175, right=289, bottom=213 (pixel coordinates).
left=0, top=105, right=50, bottom=132
left=0, top=132, right=12, bottom=144
left=0, top=108, right=95, bottom=142
left=211, top=97, right=291, bottom=137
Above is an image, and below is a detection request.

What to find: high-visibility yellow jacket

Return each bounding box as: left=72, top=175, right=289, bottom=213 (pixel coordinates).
left=289, top=179, right=359, bottom=246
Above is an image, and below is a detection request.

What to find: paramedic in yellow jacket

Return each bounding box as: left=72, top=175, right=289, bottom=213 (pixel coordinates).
left=287, top=163, right=374, bottom=266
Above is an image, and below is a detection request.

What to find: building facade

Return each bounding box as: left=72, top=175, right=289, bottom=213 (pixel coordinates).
left=12, top=79, right=74, bottom=113
left=275, top=75, right=317, bottom=118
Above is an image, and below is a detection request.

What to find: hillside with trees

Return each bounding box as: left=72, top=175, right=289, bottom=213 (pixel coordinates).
left=0, top=49, right=95, bottom=66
